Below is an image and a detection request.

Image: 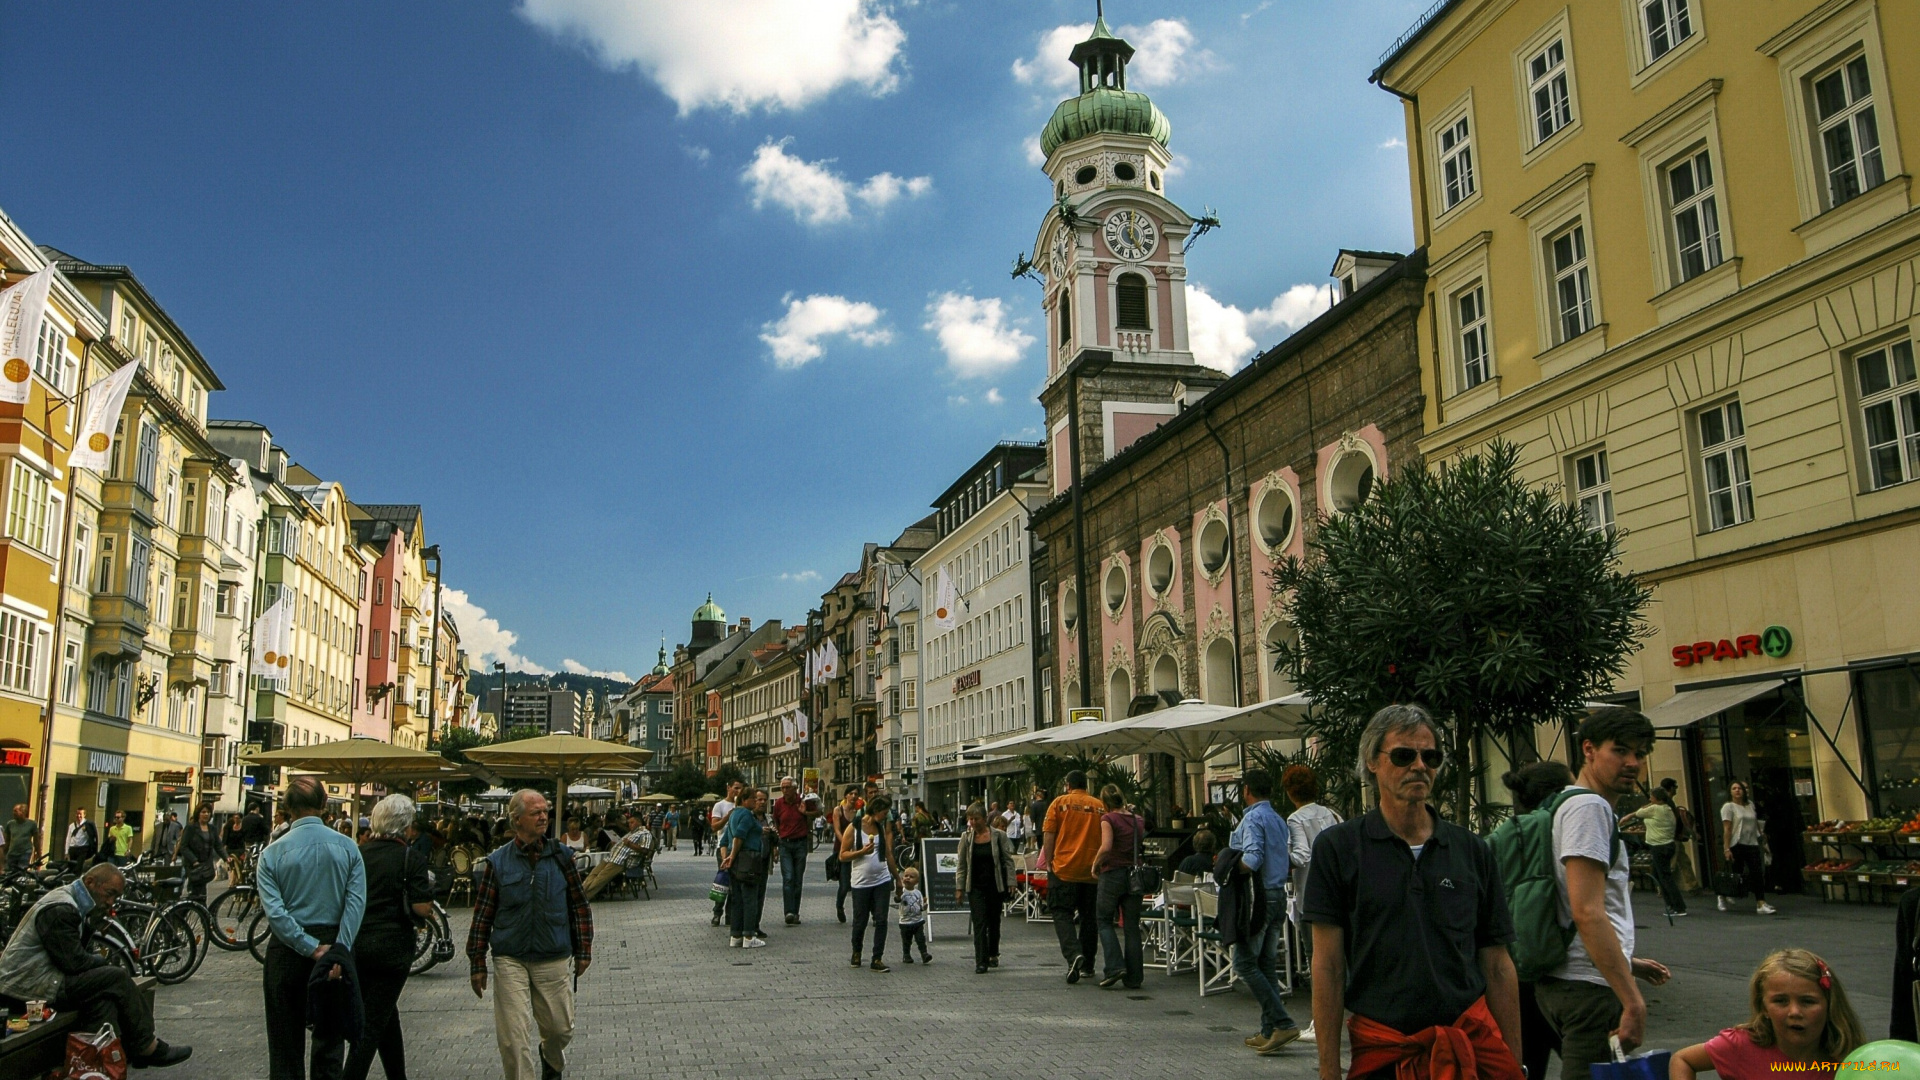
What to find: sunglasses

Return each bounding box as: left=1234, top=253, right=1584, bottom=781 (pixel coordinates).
left=1385, top=747, right=1445, bottom=769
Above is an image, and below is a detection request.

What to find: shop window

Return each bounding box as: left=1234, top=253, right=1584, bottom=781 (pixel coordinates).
left=1863, top=667, right=1920, bottom=817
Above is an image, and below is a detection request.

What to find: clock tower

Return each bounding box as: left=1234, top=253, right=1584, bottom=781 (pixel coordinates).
left=1034, top=13, right=1224, bottom=497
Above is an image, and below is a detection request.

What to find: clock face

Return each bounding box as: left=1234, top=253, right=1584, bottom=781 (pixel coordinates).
left=1103, top=209, right=1158, bottom=262
left=1049, top=229, right=1075, bottom=278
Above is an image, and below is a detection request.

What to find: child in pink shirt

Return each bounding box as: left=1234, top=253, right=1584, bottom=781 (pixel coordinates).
left=1670, top=949, right=1866, bottom=1080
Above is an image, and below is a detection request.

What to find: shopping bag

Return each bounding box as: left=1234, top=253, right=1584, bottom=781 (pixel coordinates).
left=708, top=869, right=731, bottom=904
left=65, top=1022, right=128, bottom=1080
left=1590, top=1034, right=1668, bottom=1080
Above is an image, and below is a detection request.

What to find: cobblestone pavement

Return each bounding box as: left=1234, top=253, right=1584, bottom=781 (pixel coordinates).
left=148, top=848, right=1898, bottom=1080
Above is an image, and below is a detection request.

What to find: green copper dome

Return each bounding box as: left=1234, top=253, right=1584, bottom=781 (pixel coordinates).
left=693, top=593, right=725, bottom=624
left=1041, top=87, right=1171, bottom=159
left=1038, top=17, right=1170, bottom=160
left=650, top=643, right=670, bottom=677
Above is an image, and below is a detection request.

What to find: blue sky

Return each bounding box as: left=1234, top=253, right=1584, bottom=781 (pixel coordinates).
left=0, top=0, right=1426, bottom=680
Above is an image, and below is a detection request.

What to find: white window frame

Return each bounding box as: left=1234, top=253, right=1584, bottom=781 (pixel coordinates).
left=1628, top=0, right=1700, bottom=78
left=1425, top=90, right=1483, bottom=222
left=1456, top=282, right=1492, bottom=392
left=1626, top=84, right=1741, bottom=318
left=1764, top=3, right=1907, bottom=250
left=1666, top=148, right=1724, bottom=283
left=0, top=609, right=46, bottom=697
left=6, top=461, right=52, bottom=555
left=1855, top=338, right=1920, bottom=490
left=1697, top=398, right=1754, bottom=531
left=1439, top=115, right=1476, bottom=212
left=1571, top=448, right=1616, bottom=534
left=1548, top=221, right=1595, bottom=344
left=1811, top=53, right=1886, bottom=211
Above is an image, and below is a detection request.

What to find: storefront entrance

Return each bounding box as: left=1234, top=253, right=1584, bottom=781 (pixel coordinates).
left=1684, top=683, right=1817, bottom=895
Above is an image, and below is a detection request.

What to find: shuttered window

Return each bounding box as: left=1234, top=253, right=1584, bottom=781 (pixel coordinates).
left=1115, top=273, right=1150, bottom=330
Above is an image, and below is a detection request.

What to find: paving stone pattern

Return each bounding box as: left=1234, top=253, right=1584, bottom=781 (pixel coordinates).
left=151, top=848, right=1897, bottom=1079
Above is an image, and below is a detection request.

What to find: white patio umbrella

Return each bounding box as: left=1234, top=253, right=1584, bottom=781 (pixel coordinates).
left=969, top=717, right=1140, bottom=758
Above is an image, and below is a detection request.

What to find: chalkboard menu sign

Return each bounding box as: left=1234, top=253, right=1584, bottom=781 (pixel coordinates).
left=920, top=837, right=964, bottom=912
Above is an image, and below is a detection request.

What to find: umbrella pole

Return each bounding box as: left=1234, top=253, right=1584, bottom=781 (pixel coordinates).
left=552, top=773, right=566, bottom=842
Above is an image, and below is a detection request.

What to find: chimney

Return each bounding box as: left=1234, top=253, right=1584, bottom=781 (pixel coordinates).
left=738, top=617, right=751, bottom=633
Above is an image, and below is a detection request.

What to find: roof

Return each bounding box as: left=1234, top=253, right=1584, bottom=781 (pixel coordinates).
left=38, top=245, right=227, bottom=391
left=1370, top=0, right=1467, bottom=86
left=1331, top=249, right=1406, bottom=274
left=1042, top=89, right=1170, bottom=159
left=931, top=442, right=1046, bottom=509
left=1032, top=247, right=1429, bottom=524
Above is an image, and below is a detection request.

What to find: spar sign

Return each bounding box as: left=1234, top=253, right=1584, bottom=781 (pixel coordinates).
left=1671, top=625, right=1792, bottom=667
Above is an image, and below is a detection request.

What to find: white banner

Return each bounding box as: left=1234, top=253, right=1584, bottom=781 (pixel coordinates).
left=780, top=713, right=796, bottom=747
left=250, top=594, right=294, bottom=683
left=931, top=568, right=959, bottom=631
left=67, top=362, right=141, bottom=472
left=794, top=708, right=809, bottom=744
left=0, top=267, right=56, bottom=405
left=817, top=640, right=838, bottom=681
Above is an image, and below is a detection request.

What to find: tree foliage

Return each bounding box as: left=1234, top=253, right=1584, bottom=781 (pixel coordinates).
left=1271, top=440, right=1651, bottom=823
left=655, top=762, right=711, bottom=802
left=435, top=726, right=491, bottom=800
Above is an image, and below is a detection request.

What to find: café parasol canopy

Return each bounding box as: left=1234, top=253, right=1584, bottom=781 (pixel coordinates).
left=635, top=792, right=679, bottom=804
left=241, top=738, right=471, bottom=822
left=462, top=734, right=653, bottom=838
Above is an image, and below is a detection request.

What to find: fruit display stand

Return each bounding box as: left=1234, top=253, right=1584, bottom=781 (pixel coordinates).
left=1802, top=818, right=1914, bottom=902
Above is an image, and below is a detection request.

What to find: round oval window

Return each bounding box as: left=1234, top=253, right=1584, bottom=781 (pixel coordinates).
left=1256, top=488, right=1296, bottom=552
left=1198, top=517, right=1229, bottom=574
left=1114, top=162, right=1137, bottom=181
left=1075, top=165, right=1099, bottom=185
left=1062, top=585, right=1080, bottom=632
left=1147, top=543, right=1174, bottom=595
left=1104, top=563, right=1128, bottom=613
left=1330, top=452, right=1376, bottom=513
left=1151, top=172, right=1162, bottom=190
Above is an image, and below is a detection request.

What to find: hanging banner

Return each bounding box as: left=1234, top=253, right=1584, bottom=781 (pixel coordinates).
left=0, top=266, right=56, bottom=404
left=932, top=568, right=959, bottom=632
left=250, top=594, right=294, bottom=684
left=794, top=708, right=809, bottom=744
left=67, top=361, right=141, bottom=472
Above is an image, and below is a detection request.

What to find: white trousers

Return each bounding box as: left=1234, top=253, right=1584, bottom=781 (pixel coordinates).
left=492, top=955, right=574, bottom=1080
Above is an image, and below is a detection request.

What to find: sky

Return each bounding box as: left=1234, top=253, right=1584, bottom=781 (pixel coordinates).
left=0, top=0, right=1428, bottom=681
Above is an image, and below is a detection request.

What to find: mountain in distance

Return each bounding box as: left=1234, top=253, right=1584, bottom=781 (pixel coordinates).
left=464, top=669, right=634, bottom=712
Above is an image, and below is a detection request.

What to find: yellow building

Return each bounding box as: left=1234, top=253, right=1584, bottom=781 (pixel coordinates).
left=47, top=250, right=231, bottom=844
left=0, top=221, right=100, bottom=837
left=270, top=466, right=368, bottom=772
left=1376, top=0, right=1920, bottom=869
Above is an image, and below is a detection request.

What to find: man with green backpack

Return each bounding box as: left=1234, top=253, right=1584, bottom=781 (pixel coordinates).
left=1489, top=707, right=1672, bottom=1080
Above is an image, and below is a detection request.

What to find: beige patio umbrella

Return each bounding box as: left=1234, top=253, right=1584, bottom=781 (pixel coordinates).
left=635, top=792, right=678, bottom=804
left=463, top=734, right=653, bottom=838
left=242, top=738, right=469, bottom=823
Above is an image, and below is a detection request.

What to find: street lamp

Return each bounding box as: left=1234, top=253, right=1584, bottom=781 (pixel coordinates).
left=422, top=544, right=442, bottom=748
left=494, top=661, right=508, bottom=738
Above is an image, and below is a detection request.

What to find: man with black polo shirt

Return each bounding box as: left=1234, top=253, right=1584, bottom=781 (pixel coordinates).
left=1303, top=705, right=1523, bottom=1080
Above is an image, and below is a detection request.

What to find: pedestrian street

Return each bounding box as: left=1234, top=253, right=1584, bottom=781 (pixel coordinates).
left=139, top=844, right=1895, bottom=1080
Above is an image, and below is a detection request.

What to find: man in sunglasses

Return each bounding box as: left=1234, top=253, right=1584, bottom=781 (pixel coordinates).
left=1303, top=704, right=1523, bottom=1080
left=1535, top=707, right=1670, bottom=1080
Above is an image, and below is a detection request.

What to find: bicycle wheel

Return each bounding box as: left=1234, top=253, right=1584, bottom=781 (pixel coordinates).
left=246, top=909, right=271, bottom=965
left=210, top=887, right=259, bottom=950
left=91, top=934, right=137, bottom=977
left=409, top=907, right=451, bottom=976
left=146, top=910, right=201, bottom=985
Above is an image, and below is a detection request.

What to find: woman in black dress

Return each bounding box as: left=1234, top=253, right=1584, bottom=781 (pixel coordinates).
left=345, top=794, right=433, bottom=1080
left=954, top=803, right=1013, bottom=974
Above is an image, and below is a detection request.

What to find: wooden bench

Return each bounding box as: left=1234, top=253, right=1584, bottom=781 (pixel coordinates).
left=0, top=975, right=155, bottom=1078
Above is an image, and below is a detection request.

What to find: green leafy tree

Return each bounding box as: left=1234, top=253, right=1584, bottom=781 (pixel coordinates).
left=655, top=762, right=710, bottom=802
left=435, top=726, right=491, bottom=800
left=1271, top=440, right=1651, bottom=824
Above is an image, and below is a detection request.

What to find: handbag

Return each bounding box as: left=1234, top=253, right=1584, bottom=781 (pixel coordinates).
left=730, top=842, right=767, bottom=884
left=66, top=1023, right=128, bottom=1080
left=709, top=869, right=731, bottom=904
left=1590, top=1034, right=1669, bottom=1080
left=1127, top=814, right=1161, bottom=897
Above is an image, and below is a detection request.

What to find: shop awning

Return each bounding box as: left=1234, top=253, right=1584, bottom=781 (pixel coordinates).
left=1645, top=679, right=1786, bottom=729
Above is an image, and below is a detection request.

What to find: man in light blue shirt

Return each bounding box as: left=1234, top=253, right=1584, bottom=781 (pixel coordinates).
left=1229, top=768, right=1301, bottom=1056
left=256, top=775, right=365, bottom=1080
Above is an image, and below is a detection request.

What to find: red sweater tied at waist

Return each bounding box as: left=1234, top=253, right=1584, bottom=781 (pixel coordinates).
left=1347, top=997, right=1522, bottom=1080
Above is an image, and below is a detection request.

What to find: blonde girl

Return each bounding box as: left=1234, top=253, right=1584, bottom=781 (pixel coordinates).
left=1670, top=949, right=1865, bottom=1080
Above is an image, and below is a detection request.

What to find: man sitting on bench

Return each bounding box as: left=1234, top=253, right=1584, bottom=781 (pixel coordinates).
left=0, top=864, right=191, bottom=1068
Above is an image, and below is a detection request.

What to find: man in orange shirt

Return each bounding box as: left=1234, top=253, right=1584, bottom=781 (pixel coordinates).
left=1042, top=770, right=1107, bottom=983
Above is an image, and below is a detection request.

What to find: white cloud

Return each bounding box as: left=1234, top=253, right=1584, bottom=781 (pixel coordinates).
left=1184, top=282, right=1336, bottom=373
left=682, top=143, right=712, bottom=164
left=562, top=659, right=633, bottom=682
left=924, top=293, right=1034, bottom=378
left=742, top=140, right=930, bottom=225
left=761, top=294, right=891, bottom=368
left=778, top=570, right=822, bottom=583
left=986, top=387, right=1005, bottom=405
left=1012, top=19, right=1215, bottom=92
left=442, top=587, right=554, bottom=675
left=1023, top=135, right=1046, bottom=167
left=1380, top=137, right=1405, bottom=149
left=517, top=0, right=905, bottom=114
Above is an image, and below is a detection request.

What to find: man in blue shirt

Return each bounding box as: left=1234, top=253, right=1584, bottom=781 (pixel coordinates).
left=1230, top=768, right=1301, bottom=1056
left=257, top=774, right=366, bottom=1080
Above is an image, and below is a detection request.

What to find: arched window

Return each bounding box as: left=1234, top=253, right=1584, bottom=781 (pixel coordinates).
left=1058, top=290, right=1073, bottom=345
left=1116, top=272, right=1150, bottom=331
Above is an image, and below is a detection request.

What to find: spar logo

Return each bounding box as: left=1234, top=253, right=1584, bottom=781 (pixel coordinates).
left=1671, top=625, right=1792, bottom=667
